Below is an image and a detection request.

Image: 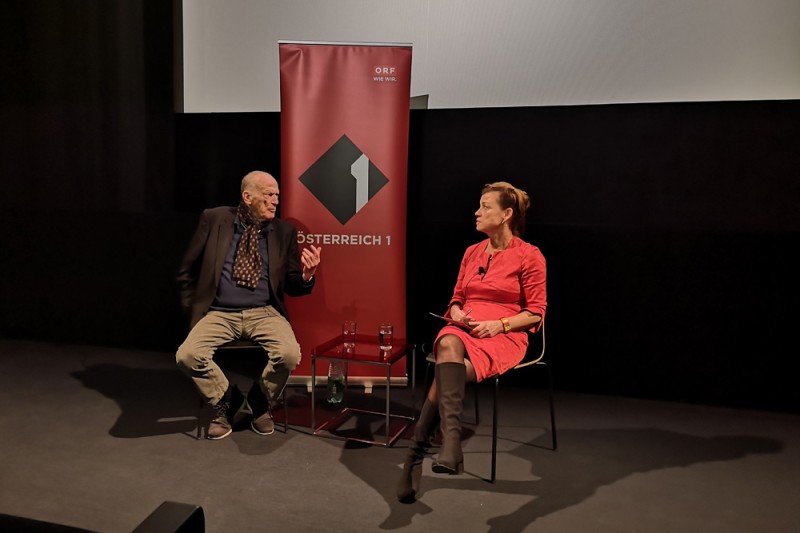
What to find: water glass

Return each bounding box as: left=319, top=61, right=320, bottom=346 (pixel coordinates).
left=342, top=320, right=356, bottom=349
left=379, top=323, right=394, bottom=350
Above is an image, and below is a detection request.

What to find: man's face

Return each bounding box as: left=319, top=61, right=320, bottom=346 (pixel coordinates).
left=243, top=175, right=279, bottom=221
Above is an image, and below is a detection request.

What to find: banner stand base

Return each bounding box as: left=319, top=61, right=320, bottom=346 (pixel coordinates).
left=288, top=375, right=408, bottom=394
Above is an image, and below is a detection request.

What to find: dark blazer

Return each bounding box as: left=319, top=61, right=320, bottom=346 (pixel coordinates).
left=177, top=206, right=314, bottom=329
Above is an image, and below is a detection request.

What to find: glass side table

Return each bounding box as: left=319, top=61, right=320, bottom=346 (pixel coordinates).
left=311, top=334, right=416, bottom=447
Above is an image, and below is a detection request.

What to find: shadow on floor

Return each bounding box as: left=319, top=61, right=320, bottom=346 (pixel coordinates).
left=70, top=362, right=423, bottom=444
left=338, top=427, right=782, bottom=532
left=72, top=363, right=202, bottom=439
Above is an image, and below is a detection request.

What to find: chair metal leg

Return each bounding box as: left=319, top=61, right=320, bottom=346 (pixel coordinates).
left=490, top=376, right=499, bottom=483
left=277, top=385, right=289, bottom=433
left=538, top=362, right=557, bottom=450
left=196, top=398, right=204, bottom=440
left=474, top=382, right=481, bottom=425
left=489, top=362, right=557, bottom=482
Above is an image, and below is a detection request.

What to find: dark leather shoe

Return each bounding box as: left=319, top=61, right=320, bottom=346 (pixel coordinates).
left=251, top=409, right=275, bottom=436
left=207, top=408, right=233, bottom=440
left=207, top=385, right=245, bottom=440
left=247, top=382, right=275, bottom=436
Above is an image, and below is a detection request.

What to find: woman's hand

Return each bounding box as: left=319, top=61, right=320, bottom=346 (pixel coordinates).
left=449, top=306, right=473, bottom=326
left=468, top=319, right=505, bottom=338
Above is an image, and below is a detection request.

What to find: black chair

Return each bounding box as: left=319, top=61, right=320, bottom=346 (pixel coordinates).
left=424, top=319, right=556, bottom=482
left=132, top=501, right=204, bottom=532
left=196, top=339, right=288, bottom=439
left=0, top=501, right=204, bottom=533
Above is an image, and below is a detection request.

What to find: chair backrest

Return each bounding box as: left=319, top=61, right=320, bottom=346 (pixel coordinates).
left=219, top=339, right=260, bottom=349
left=513, top=318, right=546, bottom=370
left=215, top=339, right=265, bottom=378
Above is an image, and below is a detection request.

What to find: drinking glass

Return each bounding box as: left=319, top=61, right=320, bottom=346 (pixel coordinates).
left=379, top=323, right=393, bottom=350
left=342, top=320, right=357, bottom=349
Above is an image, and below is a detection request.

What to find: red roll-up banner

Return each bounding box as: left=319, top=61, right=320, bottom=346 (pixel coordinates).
left=279, top=41, right=412, bottom=386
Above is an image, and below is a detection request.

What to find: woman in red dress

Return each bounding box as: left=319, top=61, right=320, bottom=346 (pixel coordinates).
left=397, top=182, right=547, bottom=503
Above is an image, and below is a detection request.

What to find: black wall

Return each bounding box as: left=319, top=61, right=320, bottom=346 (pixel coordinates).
left=2, top=2, right=798, bottom=412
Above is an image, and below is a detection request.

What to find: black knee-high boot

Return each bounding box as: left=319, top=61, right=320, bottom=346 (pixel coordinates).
left=396, top=398, right=440, bottom=503
left=432, top=362, right=466, bottom=474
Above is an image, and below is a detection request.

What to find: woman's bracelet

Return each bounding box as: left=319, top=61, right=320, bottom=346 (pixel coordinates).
left=500, top=317, right=511, bottom=334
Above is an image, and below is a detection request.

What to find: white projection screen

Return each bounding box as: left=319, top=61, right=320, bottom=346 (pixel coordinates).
left=179, top=0, right=800, bottom=112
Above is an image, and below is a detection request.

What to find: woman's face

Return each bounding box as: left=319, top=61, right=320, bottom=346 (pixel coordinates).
left=475, top=191, right=511, bottom=234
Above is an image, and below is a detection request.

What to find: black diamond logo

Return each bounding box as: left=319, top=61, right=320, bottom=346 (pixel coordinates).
left=298, top=135, right=389, bottom=225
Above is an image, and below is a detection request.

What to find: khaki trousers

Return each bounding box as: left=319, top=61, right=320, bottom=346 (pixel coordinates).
left=176, top=306, right=301, bottom=405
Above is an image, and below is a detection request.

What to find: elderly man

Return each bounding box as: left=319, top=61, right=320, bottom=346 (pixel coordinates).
left=176, top=171, right=321, bottom=439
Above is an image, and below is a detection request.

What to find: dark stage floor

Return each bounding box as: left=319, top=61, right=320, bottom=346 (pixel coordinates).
left=1, top=338, right=798, bottom=533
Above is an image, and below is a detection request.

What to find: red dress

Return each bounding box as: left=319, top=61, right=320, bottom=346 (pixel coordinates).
left=435, top=236, right=547, bottom=382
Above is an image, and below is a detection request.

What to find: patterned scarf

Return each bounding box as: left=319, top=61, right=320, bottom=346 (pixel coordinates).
left=232, top=202, right=264, bottom=289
